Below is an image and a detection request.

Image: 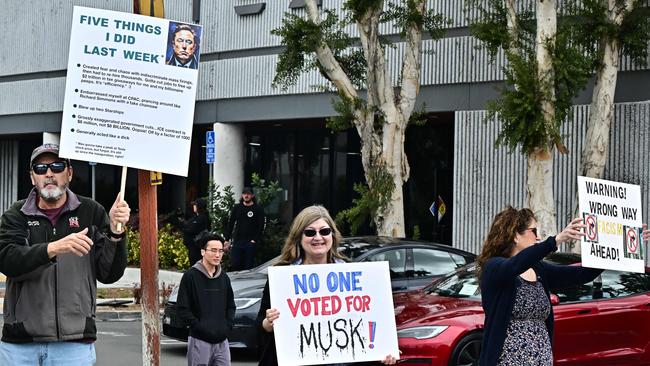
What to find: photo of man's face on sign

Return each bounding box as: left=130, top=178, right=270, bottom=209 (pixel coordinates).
left=166, top=22, right=201, bottom=69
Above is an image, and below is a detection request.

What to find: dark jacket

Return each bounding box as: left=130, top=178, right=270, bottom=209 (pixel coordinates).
left=0, top=189, right=127, bottom=343
left=479, top=237, right=603, bottom=366
left=181, top=212, right=209, bottom=265
left=177, top=261, right=235, bottom=344
left=225, top=203, right=265, bottom=243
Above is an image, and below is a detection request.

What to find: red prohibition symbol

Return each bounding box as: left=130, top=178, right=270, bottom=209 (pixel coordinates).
left=586, top=215, right=597, bottom=241
left=627, top=228, right=638, bottom=253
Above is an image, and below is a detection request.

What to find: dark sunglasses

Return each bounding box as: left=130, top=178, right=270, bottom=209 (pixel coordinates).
left=32, top=161, right=68, bottom=175
left=303, top=227, right=332, bottom=237
left=525, top=227, right=538, bottom=236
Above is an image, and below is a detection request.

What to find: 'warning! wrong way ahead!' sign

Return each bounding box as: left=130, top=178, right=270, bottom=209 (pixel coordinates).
left=578, top=176, right=645, bottom=273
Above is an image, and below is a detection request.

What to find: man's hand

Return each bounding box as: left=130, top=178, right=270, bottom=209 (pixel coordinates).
left=109, top=193, right=131, bottom=234
left=643, top=224, right=649, bottom=241
left=47, top=227, right=93, bottom=258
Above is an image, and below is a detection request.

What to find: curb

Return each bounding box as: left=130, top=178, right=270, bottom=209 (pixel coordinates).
left=96, top=310, right=142, bottom=321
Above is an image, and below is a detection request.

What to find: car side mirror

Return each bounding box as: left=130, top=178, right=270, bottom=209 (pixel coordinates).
left=549, top=293, right=560, bottom=305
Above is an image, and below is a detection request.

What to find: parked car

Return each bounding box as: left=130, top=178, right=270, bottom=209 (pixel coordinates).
left=394, top=253, right=650, bottom=366
left=162, top=236, right=476, bottom=350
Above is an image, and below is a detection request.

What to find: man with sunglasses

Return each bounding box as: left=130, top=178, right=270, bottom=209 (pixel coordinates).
left=0, top=143, right=130, bottom=365
left=224, top=187, right=265, bottom=271
left=176, top=232, right=235, bottom=366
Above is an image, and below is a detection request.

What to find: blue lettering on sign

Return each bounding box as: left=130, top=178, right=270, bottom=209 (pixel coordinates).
left=326, top=271, right=363, bottom=292
left=293, top=273, right=320, bottom=294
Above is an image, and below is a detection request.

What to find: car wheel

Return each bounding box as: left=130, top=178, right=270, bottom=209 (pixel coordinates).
left=448, top=332, right=482, bottom=366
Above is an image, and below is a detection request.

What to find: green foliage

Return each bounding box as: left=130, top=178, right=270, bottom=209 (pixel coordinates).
left=327, top=94, right=366, bottom=131
left=250, top=173, right=287, bottom=264
left=345, top=0, right=383, bottom=21
left=205, top=184, right=236, bottom=236
left=336, top=160, right=395, bottom=234
left=570, top=0, right=650, bottom=70
left=158, top=224, right=189, bottom=270
left=488, top=52, right=548, bottom=154
left=127, top=228, right=140, bottom=266
left=468, top=0, right=594, bottom=155
left=408, top=104, right=429, bottom=126
left=412, top=224, right=421, bottom=240
left=250, top=172, right=283, bottom=206
left=382, top=0, right=450, bottom=40
left=126, top=224, right=189, bottom=270
left=272, top=10, right=366, bottom=90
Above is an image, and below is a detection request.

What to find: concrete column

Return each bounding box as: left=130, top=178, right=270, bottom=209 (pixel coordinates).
left=213, top=122, right=245, bottom=195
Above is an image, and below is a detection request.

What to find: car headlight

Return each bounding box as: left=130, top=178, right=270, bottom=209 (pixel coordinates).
left=234, top=297, right=261, bottom=310
left=397, top=326, right=449, bottom=339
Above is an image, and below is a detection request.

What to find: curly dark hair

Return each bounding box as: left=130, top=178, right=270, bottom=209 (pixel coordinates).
left=477, top=205, right=536, bottom=282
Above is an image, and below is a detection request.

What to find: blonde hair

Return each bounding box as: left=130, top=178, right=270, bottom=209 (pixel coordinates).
left=278, top=205, right=347, bottom=265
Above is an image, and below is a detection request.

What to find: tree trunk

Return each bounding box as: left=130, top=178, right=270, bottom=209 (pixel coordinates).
left=530, top=0, right=558, bottom=237
left=527, top=148, right=556, bottom=238
left=571, top=0, right=631, bottom=252
left=580, top=0, right=631, bottom=179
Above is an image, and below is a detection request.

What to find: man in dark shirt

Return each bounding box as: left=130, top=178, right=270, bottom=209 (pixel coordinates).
left=177, top=232, right=235, bottom=366
left=224, top=187, right=265, bottom=270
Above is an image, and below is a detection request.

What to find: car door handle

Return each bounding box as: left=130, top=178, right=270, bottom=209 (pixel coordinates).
left=577, top=309, right=591, bottom=315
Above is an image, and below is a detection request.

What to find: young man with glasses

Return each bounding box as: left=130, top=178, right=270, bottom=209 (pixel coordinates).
left=176, top=232, right=235, bottom=366
left=0, top=143, right=130, bottom=365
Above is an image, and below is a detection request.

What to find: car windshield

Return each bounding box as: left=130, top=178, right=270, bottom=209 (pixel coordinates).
left=425, top=264, right=481, bottom=299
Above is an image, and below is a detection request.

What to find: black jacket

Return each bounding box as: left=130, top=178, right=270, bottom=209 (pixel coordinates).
left=0, top=188, right=127, bottom=343
left=225, top=203, right=265, bottom=243
left=479, top=237, right=603, bottom=365
left=177, top=262, right=236, bottom=344
left=182, top=212, right=209, bottom=264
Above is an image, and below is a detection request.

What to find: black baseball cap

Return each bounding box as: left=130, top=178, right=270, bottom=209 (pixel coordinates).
left=242, top=187, right=253, bottom=194
left=30, top=144, right=70, bottom=165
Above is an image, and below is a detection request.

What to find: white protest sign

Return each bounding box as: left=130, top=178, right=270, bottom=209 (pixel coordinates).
left=578, top=176, right=645, bottom=273
left=268, top=262, right=399, bottom=366
left=60, top=6, right=202, bottom=176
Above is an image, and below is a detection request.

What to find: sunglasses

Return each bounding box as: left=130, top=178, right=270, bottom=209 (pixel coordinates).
left=303, top=227, right=332, bottom=237
left=32, top=161, right=67, bottom=175
left=525, top=227, right=538, bottom=236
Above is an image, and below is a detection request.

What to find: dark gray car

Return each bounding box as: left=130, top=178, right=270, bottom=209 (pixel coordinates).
left=162, top=236, right=476, bottom=350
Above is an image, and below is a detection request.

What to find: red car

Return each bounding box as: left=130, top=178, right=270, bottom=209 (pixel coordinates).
left=394, top=253, right=650, bottom=366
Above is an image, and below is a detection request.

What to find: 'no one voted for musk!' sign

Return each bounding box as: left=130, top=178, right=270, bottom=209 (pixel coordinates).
left=578, top=176, right=645, bottom=273
left=268, top=262, right=400, bottom=366
left=59, top=6, right=202, bottom=176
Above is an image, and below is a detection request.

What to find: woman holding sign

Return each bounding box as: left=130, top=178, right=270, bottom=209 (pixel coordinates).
left=256, top=205, right=399, bottom=366
left=478, top=206, right=604, bottom=366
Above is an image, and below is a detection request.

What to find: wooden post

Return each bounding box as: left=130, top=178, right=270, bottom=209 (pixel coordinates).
left=138, top=170, right=160, bottom=366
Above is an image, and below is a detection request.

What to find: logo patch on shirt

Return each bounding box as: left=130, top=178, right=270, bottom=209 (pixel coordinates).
left=247, top=211, right=254, bottom=218
left=27, top=220, right=40, bottom=226
left=69, top=217, right=80, bottom=228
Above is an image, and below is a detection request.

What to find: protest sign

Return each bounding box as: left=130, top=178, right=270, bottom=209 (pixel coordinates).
left=268, top=262, right=399, bottom=366
left=578, top=176, right=645, bottom=273
left=59, top=6, right=202, bottom=176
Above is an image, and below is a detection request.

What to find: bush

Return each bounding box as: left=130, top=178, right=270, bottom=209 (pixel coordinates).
left=126, top=224, right=189, bottom=270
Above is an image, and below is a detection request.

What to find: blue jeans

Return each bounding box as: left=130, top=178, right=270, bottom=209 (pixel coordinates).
left=230, top=240, right=256, bottom=271
left=0, top=341, right=96, bottom=366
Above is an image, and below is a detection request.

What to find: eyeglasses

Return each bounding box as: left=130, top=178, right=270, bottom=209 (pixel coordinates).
left=204, top=248, right=225, bottom=254
left=175, top=38, right=194, bottom=46
left=303, top=228, right=332, bottom=237
left=32, top=161, right=67, bottom=175
left=525, top=227, right=538, bottom=236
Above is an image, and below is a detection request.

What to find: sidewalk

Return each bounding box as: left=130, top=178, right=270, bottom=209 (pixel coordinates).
left=0, top=267, right=184, bottom=321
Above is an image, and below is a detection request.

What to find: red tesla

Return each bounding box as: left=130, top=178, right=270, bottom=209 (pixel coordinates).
left=394, top=253, right=650, bottom=366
